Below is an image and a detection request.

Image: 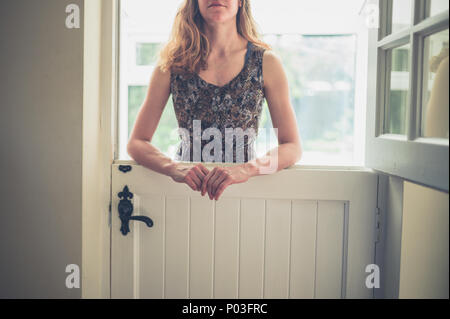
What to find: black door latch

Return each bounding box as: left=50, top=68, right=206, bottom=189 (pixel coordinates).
left=118, top=185, right=154, bottom=236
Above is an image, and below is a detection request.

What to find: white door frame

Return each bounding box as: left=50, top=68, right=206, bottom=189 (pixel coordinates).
left=82, top=0, right=382, bottom=299
left=82, top=0, right=118, bottom=298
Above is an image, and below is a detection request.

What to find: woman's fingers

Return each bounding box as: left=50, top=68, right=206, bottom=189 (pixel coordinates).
left=189, top=168, right=204, bottom=190
left=214, top=179, right=233, bottom=200
left=176, top=164, right=246, bottom=200
left=202, top=167, right=217, bottom=196
left=195, top=164, right=210, bottom=195
left=197, top=163, right=210, bottom=176
left=184, top=175, right=198, bottom=191
left=211, top=171, right=229, bottom=197
left=192, top=165, right=205, bottom=180
left=207, top=169, right=225, bottom=199
left=185, top=164, right=211, bottom=192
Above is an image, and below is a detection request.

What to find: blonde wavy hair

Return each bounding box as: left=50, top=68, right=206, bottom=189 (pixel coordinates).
left=157, top=0, right=271, bottom=74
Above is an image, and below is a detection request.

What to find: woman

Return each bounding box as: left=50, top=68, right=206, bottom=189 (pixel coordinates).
left=127, top=0, right=302, bottom=201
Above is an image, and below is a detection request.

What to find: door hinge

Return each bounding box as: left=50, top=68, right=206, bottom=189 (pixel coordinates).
left=108, top=201, right=112, bottom=228
left=374, top=207, right=381, bottom=243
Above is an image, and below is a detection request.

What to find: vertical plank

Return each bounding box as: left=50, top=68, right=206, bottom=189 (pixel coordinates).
left=189, top=197, right=214, bottom=299
left=239, top=198, right=265, bottom=298
left=111, top=194, right=134, bottom=298
left=289, top=200, right=318, bottom=298
left=165, top=196, right=189, bottom=298
left=137, top=194, right=165, bottom=298
left=214, top=198, right=240, bottom=298
left=315, top=201, right=345, bottom=298
left=264, top=199, right=291, bottom=298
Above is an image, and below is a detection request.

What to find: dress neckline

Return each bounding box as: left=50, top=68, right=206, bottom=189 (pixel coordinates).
left=194, top=41, right=252, bottom=89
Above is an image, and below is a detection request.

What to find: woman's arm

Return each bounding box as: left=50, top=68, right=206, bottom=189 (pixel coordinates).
left=244, top=49, right=303, bottom=176
left=127, top=66, right=209, bottom=191
left=203, top=50, right=303, bottom=200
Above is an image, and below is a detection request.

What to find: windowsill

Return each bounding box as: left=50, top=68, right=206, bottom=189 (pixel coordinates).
left=113, top=159, right=373, bottom=173
left=377, top=134, right=449, bottom=146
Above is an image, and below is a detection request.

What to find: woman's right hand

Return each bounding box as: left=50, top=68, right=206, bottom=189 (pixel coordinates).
left=169, top=162, right=210, bottom=192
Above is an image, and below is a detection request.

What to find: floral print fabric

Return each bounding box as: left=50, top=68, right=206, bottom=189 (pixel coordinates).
left=170, top=41, right=266, bottom=163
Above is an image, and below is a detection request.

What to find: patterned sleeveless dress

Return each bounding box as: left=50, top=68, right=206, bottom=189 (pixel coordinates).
left=170, top=41, right=266, bottom=163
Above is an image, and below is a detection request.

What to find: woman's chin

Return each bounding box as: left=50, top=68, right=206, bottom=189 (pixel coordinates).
left=204, top=15, right=235, bottom=25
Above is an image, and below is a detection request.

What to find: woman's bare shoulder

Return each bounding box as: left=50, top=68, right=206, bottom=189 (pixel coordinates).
left=145, top=65, right=173, bottom=97
left=262, top=50, right=286, bottom=87
left=263, top=50, right=283, bottom=68
left=152, top=65, right=171, bottom=82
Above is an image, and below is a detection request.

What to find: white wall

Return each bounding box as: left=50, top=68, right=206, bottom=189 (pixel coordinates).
left=0, top=0, right=84, bottom=298
left=399, top=181, right=449, bottom=298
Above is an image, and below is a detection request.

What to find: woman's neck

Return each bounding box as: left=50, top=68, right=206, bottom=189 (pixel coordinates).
left=203, top=20, right=245, bottom=56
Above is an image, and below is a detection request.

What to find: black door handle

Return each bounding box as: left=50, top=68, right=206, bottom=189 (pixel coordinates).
left=118, top=185, right=154, bottom=236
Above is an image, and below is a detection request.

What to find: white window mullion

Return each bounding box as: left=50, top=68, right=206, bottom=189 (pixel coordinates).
left=407, top=34, right=419, bottom=140
left=410, top=0, right=427, bottom=140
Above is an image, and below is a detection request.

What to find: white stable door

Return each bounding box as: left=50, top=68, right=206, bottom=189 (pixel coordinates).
left=111, top=163, right=378, bottom=299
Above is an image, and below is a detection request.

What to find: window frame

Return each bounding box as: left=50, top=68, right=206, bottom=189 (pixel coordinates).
left=116, top=0, right=370, bottom=168
left=365, top=0, right=449, bottom=192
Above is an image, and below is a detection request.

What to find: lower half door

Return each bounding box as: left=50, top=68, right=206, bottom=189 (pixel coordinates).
left=111, top=163, right=377, bottom=299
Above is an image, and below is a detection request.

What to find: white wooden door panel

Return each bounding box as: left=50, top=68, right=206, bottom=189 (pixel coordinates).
left=189, top=197, right=214, bottom=299
left=111, top=163, right=378, bottom=299
left=165, top=196, right=189, bottom=298
left=315, top=201, right=346, bottom=298
left=137, top=194, right=165, bottom=298
left=239, top=199, right=265, bottom=299
left=264, top=199, right=291, bottom=298
left=289, top=200, right=317, bottom=298
left=214, top=198, right=240, bottom=298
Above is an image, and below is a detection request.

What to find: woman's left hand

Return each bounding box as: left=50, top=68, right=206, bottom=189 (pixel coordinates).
left=201, top=165, right=251, bottom=201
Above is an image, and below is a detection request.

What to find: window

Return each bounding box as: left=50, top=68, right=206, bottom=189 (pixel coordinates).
left=365, top=0, right=449, bottom=192
left=386, top=43, right=410, bottom=134
left=426, top=0, right=449, bottom=18
left=421, top=28, right=449, bottom=139
left=261, top=34, right=358, bottom=165
left=118, top=0, right=369, bottom=166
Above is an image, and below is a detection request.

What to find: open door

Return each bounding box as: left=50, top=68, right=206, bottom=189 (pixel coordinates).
left=365, top=0, right=449, bottom=193
left=106, top=0, right=401, bottom=300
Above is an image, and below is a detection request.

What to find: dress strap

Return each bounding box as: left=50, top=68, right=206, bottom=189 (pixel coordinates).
left=255, top=44, right=265, bottom=79
left=244, top=41, right=252, bottom=64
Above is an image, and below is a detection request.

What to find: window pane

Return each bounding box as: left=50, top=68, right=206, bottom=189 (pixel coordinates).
left=390, top=0, right=412, bottom=34
left=426, top=0, right=449, bottom=18
left=128, top=86, right=180, bottom=157
left=136, top=43, right=161, bottom=66
left=119, top=0, right=366, bottom=166
left=258, top=35, right=357, bottom=165
left=421, top=29, right=449, bottom=139
left=386, top=44, right=410, bottom=135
